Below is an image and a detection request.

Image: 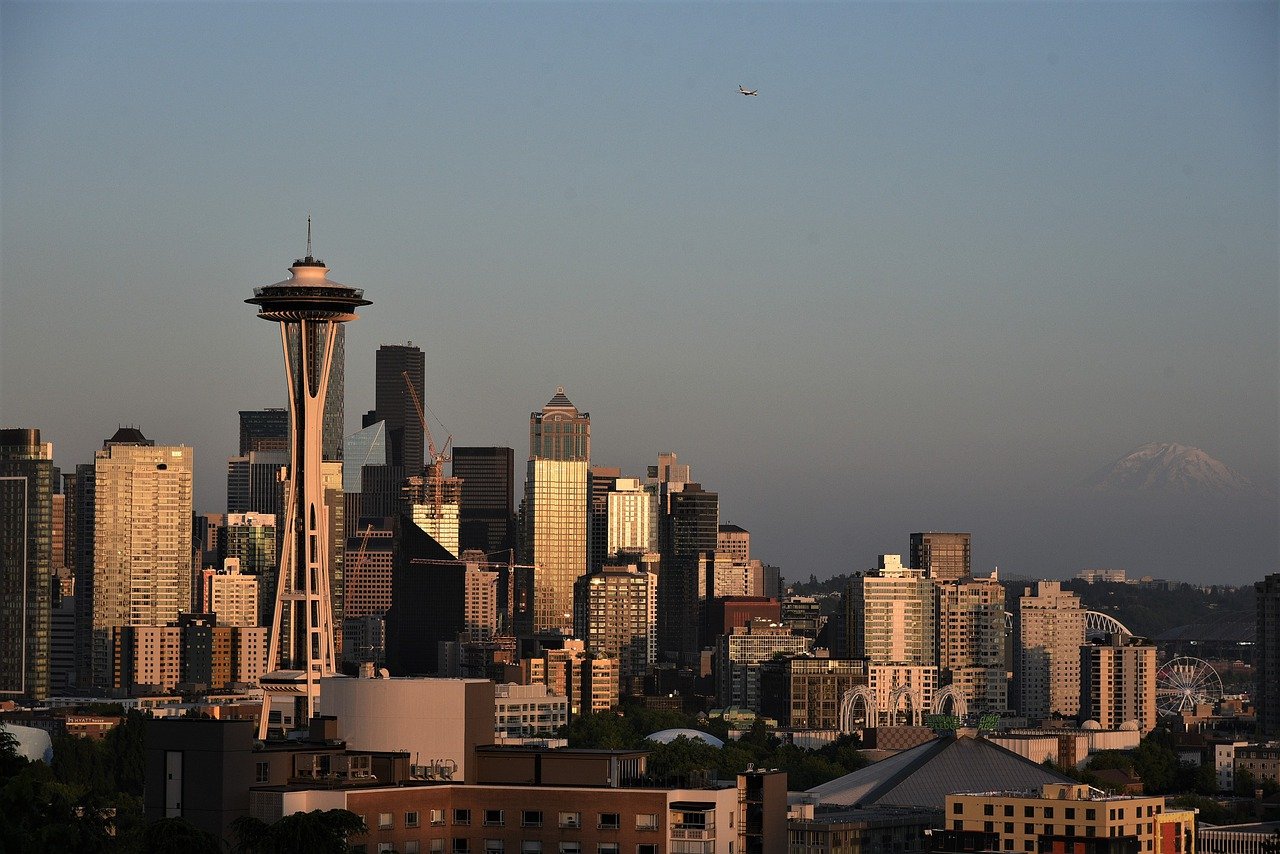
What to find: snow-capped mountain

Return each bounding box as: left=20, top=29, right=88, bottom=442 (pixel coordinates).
left=1085, top=442, right=1261, bottom=496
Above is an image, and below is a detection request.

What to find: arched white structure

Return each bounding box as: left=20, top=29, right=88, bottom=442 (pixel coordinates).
left=888, top=684, right=923, bottom=727
left=838, top=686, right=877, bottom=734
left=932, top=684, right=968, bottom=718
left=1085, top=610, right=1134, bottom=640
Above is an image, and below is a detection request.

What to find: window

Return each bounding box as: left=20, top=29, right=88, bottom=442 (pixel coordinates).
left=485, top=842, right=504, bottom=854
left=1004, top=841, right=1014, bottom=851
left=521, top=844, right=543, bottom=854
left=560, top=812, right=581, bottom=829
left=1045, top=808, right=1054, bottom=819
left=431, top=842, right=445, bottom=854
left=255, top=761, right=270, bottom=783
left=454, top=841, right=471, bottom=854
left=953, top=821, right=962, bottom=831
left=984, top=804, right=995, bottom=816
left=1025, top=807, right=1034, bottom=818
left=636, top=814, right=658, bottom=831
left=1004, top=823, right=1013, bottom=834
left=637, top=847, right=659, bottom=854
left=1066, top=809, right=1076, bottom=820
left=1004, top=805, right=1014, bottom=817
left=406, top=811, right=420, bottom=829
left=1087, top=828, right=1096, bottom=838
left=983, top=822, right=994, bottom=833
left=455, top=809, right=472, bottom=826
left=597, top=845, right=619, bottom=854
left=598, top=813, right=620, bottom=830
left=405, top=843, right=419, bottom=854
left=1086, top=810, right=1096, bottom=821
left=379, top=845, right=395, bottom=854
left=560, top=846, right=582, bottom=854
left=379, top=813, right=394, bottom=830
left=431, top=809, right=446, bottom=826
left=523, top=811, right=543, bottom=828
left=1024, top=843, right=1034, bottom=852
left=953, top=803, right=963, bottom=815
left=485, top=810, right=504, bottom=827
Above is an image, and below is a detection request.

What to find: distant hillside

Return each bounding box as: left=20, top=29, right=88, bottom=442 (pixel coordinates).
left=788, top=575, right=1255, bottom=640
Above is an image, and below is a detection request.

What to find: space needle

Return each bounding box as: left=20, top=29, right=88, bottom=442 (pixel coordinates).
left=247, top=221, right=370, bottom=738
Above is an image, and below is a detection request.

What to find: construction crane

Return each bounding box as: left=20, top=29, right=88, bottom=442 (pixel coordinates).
left=402, top=370, right=453, bottom=515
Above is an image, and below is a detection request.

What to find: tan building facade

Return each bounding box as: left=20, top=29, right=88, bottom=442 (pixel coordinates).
left=936, top=573, right=1007, bottom=714
left=947, top=784, right=1192, bottom=854
left=91, top=437, right=193, bottom=688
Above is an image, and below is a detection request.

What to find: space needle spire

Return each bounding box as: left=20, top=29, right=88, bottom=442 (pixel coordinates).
left=247, top=226, right=370, bottom=738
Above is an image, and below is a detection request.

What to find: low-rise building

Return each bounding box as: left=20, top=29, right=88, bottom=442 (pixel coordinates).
left=946, top=784, right=1194, bottom=854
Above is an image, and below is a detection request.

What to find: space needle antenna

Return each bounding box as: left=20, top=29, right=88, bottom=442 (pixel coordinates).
left=306, top=214, right=313, bottom=258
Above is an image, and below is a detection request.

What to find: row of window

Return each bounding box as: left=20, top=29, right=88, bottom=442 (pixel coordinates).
left=370, top=811, right=659, bottom=832
left=969, top=803, right=1162, bottom=820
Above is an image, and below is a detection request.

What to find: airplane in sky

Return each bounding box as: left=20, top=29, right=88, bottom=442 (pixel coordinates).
left=738, top=85, right=758, bottom=96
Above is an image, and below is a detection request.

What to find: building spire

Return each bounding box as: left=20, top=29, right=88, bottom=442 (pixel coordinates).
left=306, top=214, right=313, bottom=258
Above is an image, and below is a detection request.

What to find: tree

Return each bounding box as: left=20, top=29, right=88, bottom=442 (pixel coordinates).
left=232, top=809, right=366, bottom=854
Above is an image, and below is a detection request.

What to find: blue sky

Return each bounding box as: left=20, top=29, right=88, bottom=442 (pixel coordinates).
left=3, top=2, right=1275, bottom=583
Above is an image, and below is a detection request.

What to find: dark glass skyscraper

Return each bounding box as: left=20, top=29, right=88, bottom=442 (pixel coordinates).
left=657, top=481, right=718, bottom=665
left=909, top=531, right=971, bottom=581
left=452, top=446, right=516, bottom=556
left=375, top=343, right=425, bottom=472
left=0, top=428, right=53, bottom=699
left=1258, top=574, right=1280, bottom=736
left=238, top=409, right=289, bottom=455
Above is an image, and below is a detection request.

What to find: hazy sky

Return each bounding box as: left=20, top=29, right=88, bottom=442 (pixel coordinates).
left=3, top=2, right=1276, bottom=585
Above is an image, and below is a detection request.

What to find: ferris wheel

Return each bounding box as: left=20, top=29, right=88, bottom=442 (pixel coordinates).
left=1155, top=657, right=1223, bottom=715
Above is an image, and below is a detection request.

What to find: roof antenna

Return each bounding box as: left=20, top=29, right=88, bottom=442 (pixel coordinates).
left=306, top=214, right=313, bottom=258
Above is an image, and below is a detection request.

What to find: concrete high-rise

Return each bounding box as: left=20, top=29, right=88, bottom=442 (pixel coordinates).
left=909, top=531, right=971, bottom=581
left=573, top=561, right=657, bottom=693
left=845, top=555, right=936, bottom=666
left=220, top=513, right=277, bottom=626
left=0, top=428, right=54, bottom=699
left=605, top=477, right=657, bottom=559
left=226, top=451, right=287, bottom=516
left=246, top=233, right=369, bottom=736
left=1080, top=634, right=1157, bottom=732
left=452, top=446, right=516, bottom=557
left=374, top=343, right=425, bottom=473
left=935, top=572, right=1007, bottom=713
left=521, top=388, right=589, bottom=634
left=1259, top=574, right=1280, bottom=736
left=1014, top=580, right=1086, bottom=720
left=88, top=427, right=193, bottom=689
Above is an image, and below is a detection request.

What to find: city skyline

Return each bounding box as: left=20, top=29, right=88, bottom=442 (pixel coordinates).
left=3, top=3, right=1275, bottom=584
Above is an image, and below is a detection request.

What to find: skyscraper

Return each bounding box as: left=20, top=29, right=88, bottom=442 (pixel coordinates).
left=1257, top=574, right=1280, bottom=735
left=935, top=572, right=1007, bottom=713
left=374, top=343, right=425, bottom=473
left=0, top=428, right=54, bottom=699
left=88, top=427, right=194, bottom=689
left=1080, top=634, right=1157, bottom=732
left=587, top=466, right=622, bottom=574
left=909, top=532, right=971, bottom=581
left=522, top=388, right=590, bottom=634
left=846, top=555, right=936, bottom=666
left=573, top=562, right=657, bottom=694
left=452, top=446, right=516, bottom=556
left=1014, top=580, right=1086, bottom=720
left=238, top=409, right=289, bottom=455
left=246, top=233, right=369, bottom=736
left=656, top=475, right=719, bottom=665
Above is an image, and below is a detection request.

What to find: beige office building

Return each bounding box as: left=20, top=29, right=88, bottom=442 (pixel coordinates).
left=936, top=572, right=1007, bottom=713
left=605, top=477, right=656, bottom=557
left=202, top=562, right=260, bottom=627
left=523, top=388, right=589, bottom=634
left=1081, top=634, right=1157, bottom=733
left=1015, top=580, right=1086, bottom=720
left=574, top=562, right=656, bottom=693
left=90, top=432, right=193, bottom=688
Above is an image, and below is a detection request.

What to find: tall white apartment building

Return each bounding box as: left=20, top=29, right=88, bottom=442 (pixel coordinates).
left=1081, top=634, right=1157, bottom=732
left=1014, top=580, right=1086, bottom=719
left=605, top=478, right=657, bottom=557
left=202, top=561, right=260, bottom=627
